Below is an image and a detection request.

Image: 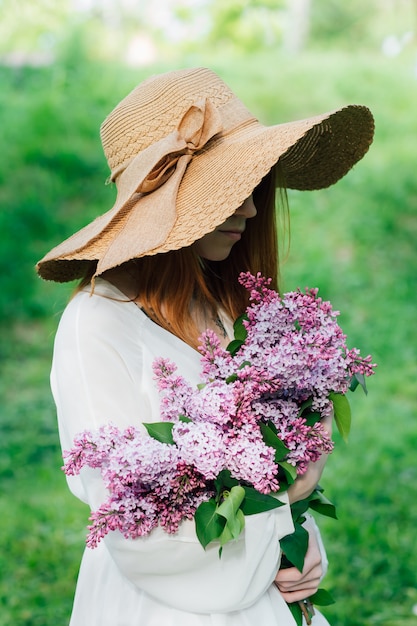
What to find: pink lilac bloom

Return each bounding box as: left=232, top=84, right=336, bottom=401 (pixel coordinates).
left=172, top=420, right=227, bottom=478
left=143, top=461, right=209, bottom=535
left=154, top=461, right=214, bottom=534
left=251, top=398, right=334, bottom=476
left=152, top=357, right=194, bottom=421
left=184, top=378, right=239, bottom=426
left=344, top=348, right=377, bottom=377
left=63, top=424, right=210, bottom=546
left=86, top=488, right=158, bottom=547
left=101, top=428, right=181, bottom=493
left=64, top=272, right=375, bottom=548
left=225, top=424, right=280, bottom=493
left=280, top=418, right=334, bottom=474
left=198, top=329, right=235, bottom=381
left=229, top=377, right=265, bottom=429
left=236, top=272, right=376, bottom=403
left=63, top=423, right=124, bottom=474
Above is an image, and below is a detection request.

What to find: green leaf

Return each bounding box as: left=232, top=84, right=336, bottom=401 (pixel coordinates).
left=194, top=499, right=226, bottom=549
left=288, top=601, right=303, bottom=626
left=219, top=508, right=245, bottom=546
left=142, top=422, right=174, bottom=445
left=226, top=314, right=248, bottom=355
left=216, top=486, right=245, bottom=526
left=179, top=414, right=192, bottom=423
left=226, top=339, right=244, bottom=356
left=310, top=588, right=336, bottom=606
left=349, top=375, right=359, bottom=392
left=240, top=486, right=285, bottom=515
left=350, top=372, right=368, bottom=395
left=280, top=522, right=309, bottom=571
left=329, top=392, right=351, bottom=442
left=214, top=469, right=238, bottom=494
left=289, top=497, right=310, bottom=521
left=233, top=313, right=248, bottom=341
left=260, top=422, right=290, bottom=461
left=298, top=398, right=313, bottom=416
left=277, top=460, right=297, bottom=484
left=216, top=486, right=246, bottom=544
left=308, top=489, right=338, bottom=520
left=218, top=519, right=234, bottom=546
left=297, top=399, right=321, bottom=426
left=304, top=411, right=322, bottom=427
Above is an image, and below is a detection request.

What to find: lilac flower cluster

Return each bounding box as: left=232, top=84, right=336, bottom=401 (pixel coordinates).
left=64, top=425, right=212, bottom=546
left=237, top=272, right=375, bottom=417
left=63, top=272, right=376, bottom=548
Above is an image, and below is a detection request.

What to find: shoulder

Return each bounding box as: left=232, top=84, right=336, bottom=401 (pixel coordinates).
left=56, top=279, right=146, bottom=348
left=55, top=280, right=202, bottom=383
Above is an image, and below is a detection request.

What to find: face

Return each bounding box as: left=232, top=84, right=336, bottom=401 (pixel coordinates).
left=193, top=195, right=257, bottom=261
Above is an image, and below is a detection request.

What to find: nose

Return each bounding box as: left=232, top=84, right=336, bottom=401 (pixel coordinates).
left=234, top=195, right=257, bottom=219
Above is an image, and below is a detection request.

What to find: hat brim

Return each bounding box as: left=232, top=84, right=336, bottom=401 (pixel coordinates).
left=36, top=104, right=374, bottom=282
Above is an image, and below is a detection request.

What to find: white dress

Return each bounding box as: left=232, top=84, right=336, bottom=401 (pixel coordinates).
left=51, top=279, right=331, bottom=626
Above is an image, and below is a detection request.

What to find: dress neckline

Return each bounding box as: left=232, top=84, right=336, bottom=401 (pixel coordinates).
left=89, top=278, right=234, bottom=358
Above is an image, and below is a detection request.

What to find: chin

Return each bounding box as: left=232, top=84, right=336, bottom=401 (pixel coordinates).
left=206, top=251, right=233, bottom=262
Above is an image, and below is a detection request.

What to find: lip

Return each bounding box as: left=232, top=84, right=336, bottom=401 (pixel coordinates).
left=219, top=230, right=243, bottom=241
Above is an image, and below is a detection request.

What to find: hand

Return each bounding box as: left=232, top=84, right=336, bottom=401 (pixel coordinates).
left=274, top=519, right=324, bottom=603
left=286, top=412, right=333, bottom=504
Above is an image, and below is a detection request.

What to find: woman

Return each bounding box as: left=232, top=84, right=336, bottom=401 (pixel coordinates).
left=37, top=67, right=374, bottom=625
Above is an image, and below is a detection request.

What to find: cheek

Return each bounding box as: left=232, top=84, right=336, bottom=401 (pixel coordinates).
left=194, top=234, right=219, bottom=260
left=194, top=232, right=234, bottom=261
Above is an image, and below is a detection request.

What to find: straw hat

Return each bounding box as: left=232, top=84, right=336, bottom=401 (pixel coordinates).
left=36, top=67, right=374, bottom=283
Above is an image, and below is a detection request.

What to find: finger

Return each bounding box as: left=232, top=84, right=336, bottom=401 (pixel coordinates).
left=275, top=584, right=320, bottom=604
left=275, top=572, right=321, bottom=593
left=275, top=555, right=322, bottom=585
left=275, top=575, right=321, bottom=591
left=302, top=546, right=323, bottom=576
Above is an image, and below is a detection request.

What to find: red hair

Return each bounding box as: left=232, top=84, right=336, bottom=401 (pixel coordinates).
left=78, top=165, right=288, bottom=349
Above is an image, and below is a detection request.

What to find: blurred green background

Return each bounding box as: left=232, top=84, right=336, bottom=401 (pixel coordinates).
left=1, top=1, right=416, bottom=624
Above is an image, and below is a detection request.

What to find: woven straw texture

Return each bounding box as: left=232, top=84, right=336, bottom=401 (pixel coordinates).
left=37, top=67, right=374, bottom=282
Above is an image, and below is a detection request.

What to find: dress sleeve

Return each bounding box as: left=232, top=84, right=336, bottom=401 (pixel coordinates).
left=51, top=291, right=295, bottom=614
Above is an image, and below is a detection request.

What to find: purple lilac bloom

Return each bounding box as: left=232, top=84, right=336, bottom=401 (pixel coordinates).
left=64, top=272, right=375, bottom=547
left=152, top=357, right=194, bottom=421
left=172, top=421, right=227, bottom=478
left=198, top=329, right=235, bottom=381
left=184, top=378, right=239, bottom=426
left=225, top=424, right=280, bottom=493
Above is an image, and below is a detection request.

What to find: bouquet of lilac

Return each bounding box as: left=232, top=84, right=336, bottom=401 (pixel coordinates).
left=63, top=272, right=375, bottom=569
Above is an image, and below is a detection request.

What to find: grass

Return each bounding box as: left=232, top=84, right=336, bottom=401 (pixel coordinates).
left=1, top=46, right=416, bottom=625
left=0, top=319, right=86, bottom=624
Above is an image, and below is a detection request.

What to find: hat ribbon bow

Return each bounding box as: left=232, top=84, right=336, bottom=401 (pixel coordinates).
left=96, top=98, right=223, bottom=273
left=114, top=97, right=223, bottom=203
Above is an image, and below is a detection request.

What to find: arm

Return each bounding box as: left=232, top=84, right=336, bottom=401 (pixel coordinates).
left=276, top=413, right=332, bottom=602
left=274, top=515, right=329, bottom=603
left=51, top=291, right=295, bottom=613
left=287, top=412, right=333, bottom=505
